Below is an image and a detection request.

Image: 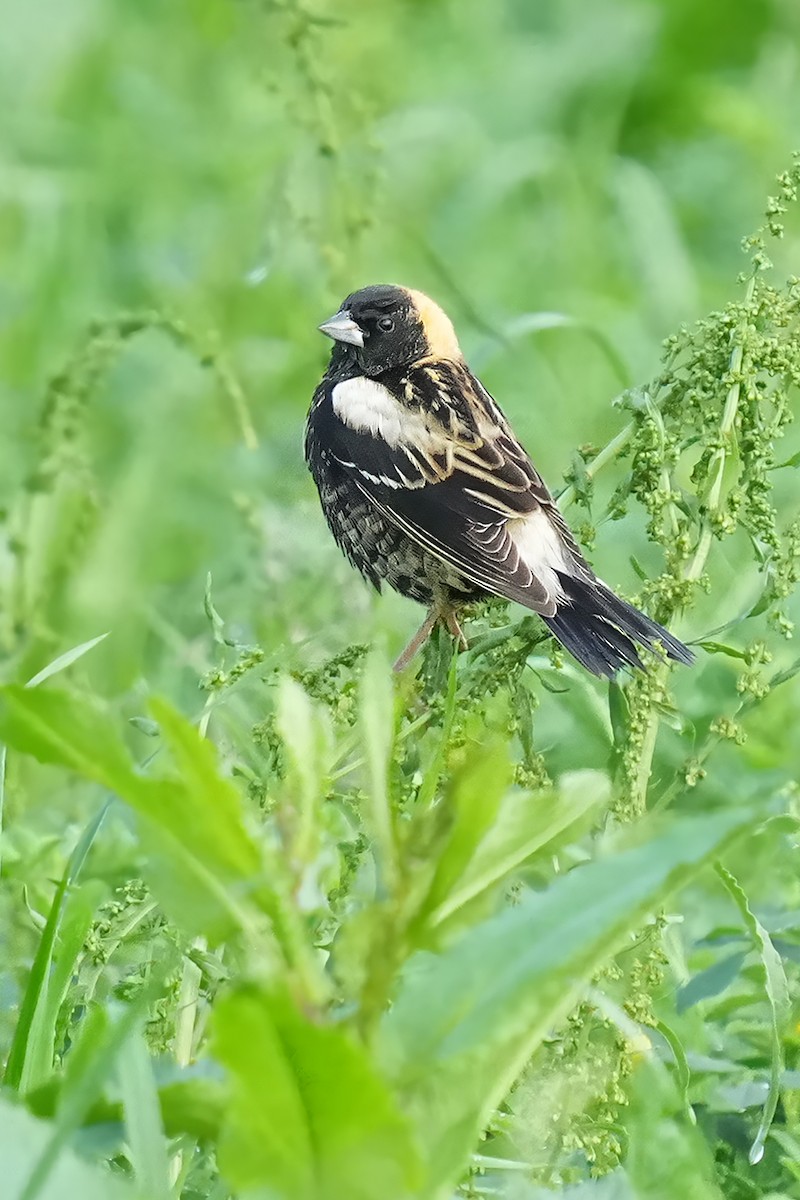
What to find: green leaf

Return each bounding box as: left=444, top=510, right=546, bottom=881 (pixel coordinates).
left=608, top=681, right=630, bottom=748
left=25, top=1073, right=227, bottom=1144
left=4, top=804, right=109, bottom=1091
left=158, top=1076, right=227, bottom=1141
left=695, top=641, right=749, bottom=660
left=22, top=881, right=106, bottom=1094
left=213, top=987, right=423, bottom=1200
left=24, top=633, right=109, bottom=690
left=0, top=685, right=135, bottom=795
left=148, top=696, right=261, bottom=889
left=676, top=951, right=747, bottom=1013
left=715, top=862, right=791, bottom=1165
left=0, top=685, right=265, bottom=943
left=772, top=448, right=800, bottom=469
left=415, top=740, right=510, bottom=928
left=19, top=978, right=169, bottom=1200
left=118, top=1025, right=171, bottom=1200
left=276, top=675, right=331, bottom=862
left=204, top=572, right=236, bottom=647
left=625, top=1058, right=724, bottom=1199
left=0, top=1097, right=133, bottom=1200
left=379, top=805, right=763, bottom=1198
left=359, top=650, right=398, bottom=891
left=656, top=1020, right=693, bottom=1121
left=131, top=781, right=261, bottom=942
left=766, top=655, right=800, bottom=691
left=427, top=769, right=608, bottom=930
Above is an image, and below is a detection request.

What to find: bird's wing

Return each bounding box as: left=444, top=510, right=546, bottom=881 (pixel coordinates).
left=319, top=361, right=591, bottom=615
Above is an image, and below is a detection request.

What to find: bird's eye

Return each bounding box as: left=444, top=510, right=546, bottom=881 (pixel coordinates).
left=377, top=316, right=395, bottom=333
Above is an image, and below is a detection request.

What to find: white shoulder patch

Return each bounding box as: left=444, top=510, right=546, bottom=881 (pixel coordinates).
left=507, top=509, right=569, bottom=599
left=331, top=376, right=441, bottom=466
left=331, top=377, right=406, bottom=444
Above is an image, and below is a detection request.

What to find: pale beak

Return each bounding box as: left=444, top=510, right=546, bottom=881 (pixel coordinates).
left=318, top=309, right=365, bottom=348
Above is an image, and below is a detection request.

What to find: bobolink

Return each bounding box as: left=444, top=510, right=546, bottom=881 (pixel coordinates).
left=305, top=284, right=693, bottom=676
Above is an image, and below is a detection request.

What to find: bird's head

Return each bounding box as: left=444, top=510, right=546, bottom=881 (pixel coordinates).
left=318, top=284, right=462, bottom=376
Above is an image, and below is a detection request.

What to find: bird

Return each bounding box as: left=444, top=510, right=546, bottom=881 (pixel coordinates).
left=304, top=283, right=693, bottom=677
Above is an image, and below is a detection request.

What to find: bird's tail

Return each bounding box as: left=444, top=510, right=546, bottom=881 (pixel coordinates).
left=541, top=572, right=694, bottom=678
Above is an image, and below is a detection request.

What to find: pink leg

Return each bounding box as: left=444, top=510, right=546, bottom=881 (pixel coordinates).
left=393, top=607, right=439, bottom=672
left=392, top=603, right=468, bottom=672
left=444, top=608, right=468, bottom=651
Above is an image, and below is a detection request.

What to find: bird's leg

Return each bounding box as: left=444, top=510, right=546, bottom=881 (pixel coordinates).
left=443, top=607, right=468, bottom=651
left=393, top=607, right=439, bottom=672
left=392, top=602, right=468, bottom=672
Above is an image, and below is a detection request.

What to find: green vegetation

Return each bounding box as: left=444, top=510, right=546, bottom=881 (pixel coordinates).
left=2, top=1, right=800, bottom=1197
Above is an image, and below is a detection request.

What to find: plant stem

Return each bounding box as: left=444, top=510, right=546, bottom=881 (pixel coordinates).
left=558, top=421, right=635, bottom=509
left=558, top=349, right=680, bottom=512
left=620, top=272, right=757, bottom=818
left=169, top=943, right=204, bottom=1189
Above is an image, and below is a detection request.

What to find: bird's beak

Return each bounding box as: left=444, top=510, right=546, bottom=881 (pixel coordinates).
left=318, top=309, right=365, bottom=348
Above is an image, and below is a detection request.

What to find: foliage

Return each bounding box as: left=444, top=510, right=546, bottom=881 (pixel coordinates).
left=1, top=2, right=800, bottom=1198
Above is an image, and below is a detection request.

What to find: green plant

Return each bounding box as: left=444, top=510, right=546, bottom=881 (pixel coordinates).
left=0, top=158, right=798, bottom=1198
left=2, top=3, right=800, bottom=1196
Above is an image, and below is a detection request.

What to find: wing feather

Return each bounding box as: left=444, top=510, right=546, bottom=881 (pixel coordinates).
left=315, top=362, right=591, bottom=613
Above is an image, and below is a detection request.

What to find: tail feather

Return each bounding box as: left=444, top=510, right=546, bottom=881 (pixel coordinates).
left=541, top=573, right=694, bottom=678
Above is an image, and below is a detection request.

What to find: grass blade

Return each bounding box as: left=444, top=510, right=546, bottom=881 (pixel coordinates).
left=25, top=634, right=110, bottom=690
left=4, top=801, right=110, bottom=1091
left=715, top=861, right=791, bottom=1165
left=19, top=967, right=174, bottom=1200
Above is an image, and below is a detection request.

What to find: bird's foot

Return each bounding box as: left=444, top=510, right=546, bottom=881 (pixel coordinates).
left=443, top=608, right=468, bottom=651
left=392, top=604, right=467, bottom=672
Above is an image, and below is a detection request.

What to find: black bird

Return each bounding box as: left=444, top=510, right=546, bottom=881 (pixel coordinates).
left=304, top=284, right=693, bottom=676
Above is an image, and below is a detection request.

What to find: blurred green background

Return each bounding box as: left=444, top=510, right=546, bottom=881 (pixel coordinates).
left=2, top=0, right=799, bottom=698
left=3, top=2, right=800, bottom=1195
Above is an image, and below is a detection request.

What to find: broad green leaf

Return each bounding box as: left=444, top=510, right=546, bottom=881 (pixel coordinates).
left=716, top=862, right=791, bottom=1165
left=25, top=1072, right=227, bottom=1144
left=624, top=1059, right=724, bottom=1199
left=213, top=987, right=422, bottom=1200
left=118, top=1025, right=171, bottom=1200
left=380, top=805, right=762, bottom=1199
left=148, top=696, right=261, bottom=886
left=427, top=769, right=607, bottom=929
left=158, top=1076, right=227, bottom=1140
left=19, top=980, right=168, bottom=1200
left=0, top=685, right=265, bottom=943
left=675, top=950, right=747, bottom=1013
left=416, top=740, right=509, bottom=927
left=131, top=782, right=261, bottom=942
left=0, top=685, right=134, bottom=794
left=0, top=1098, right=133, bottom=1200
